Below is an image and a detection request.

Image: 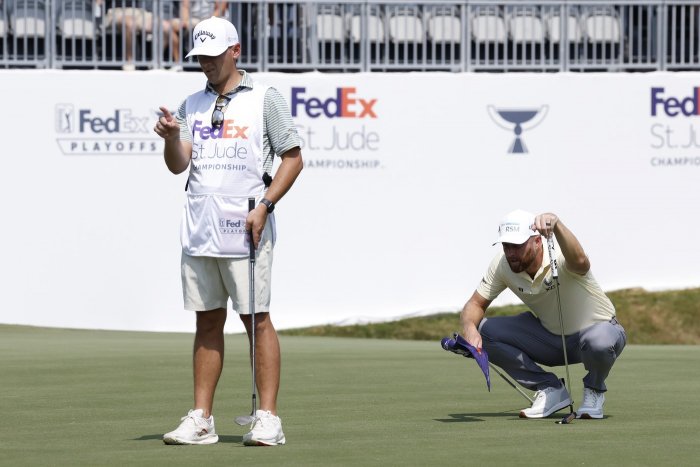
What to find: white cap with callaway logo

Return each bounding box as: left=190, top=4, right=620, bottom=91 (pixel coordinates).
left=186, top=16, right=240, bottom=58
left=493, top=209, right=539, bottom=245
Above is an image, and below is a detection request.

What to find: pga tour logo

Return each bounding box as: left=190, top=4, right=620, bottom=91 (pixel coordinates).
left=55, top=104, right=74, bottom=133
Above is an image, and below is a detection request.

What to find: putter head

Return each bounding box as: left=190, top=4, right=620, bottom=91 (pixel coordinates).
left=556, top=411, right=577, bottom=424
left=235, top=414, right=255, bottom=426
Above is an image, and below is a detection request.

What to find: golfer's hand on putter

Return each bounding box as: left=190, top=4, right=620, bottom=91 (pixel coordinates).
left=534, top=213, right=559, bottom=238
left=154, top=107, right=179, bottom=141
left=246, top=205, right=267, bottom=249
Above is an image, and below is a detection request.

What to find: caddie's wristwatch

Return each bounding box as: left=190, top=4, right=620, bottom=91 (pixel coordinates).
left=260, top=198, right=275, bottom=213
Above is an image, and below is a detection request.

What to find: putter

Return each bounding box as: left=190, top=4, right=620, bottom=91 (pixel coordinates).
left=235, top=198, right=258, bottom=426
left=547, top=234, right=577, bottom=424
left=488, top=361, right=534, bottom=404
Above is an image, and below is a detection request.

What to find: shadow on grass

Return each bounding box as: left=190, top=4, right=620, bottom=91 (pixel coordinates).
left=434, top=412, right=520, bottom=423
left=133, top=434, right=244, bottom=443
left=434, top=412, right=614, bottom=424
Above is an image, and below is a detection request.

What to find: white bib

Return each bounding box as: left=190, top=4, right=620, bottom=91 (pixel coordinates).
left=180, top=83, right=269, bottom=257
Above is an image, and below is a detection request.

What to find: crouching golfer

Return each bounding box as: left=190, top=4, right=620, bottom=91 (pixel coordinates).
left=154, top=17, right=302, bottom=445
left=461, top=210, right=626, bottom=419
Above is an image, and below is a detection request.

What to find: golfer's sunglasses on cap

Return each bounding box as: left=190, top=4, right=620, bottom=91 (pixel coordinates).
left=211, top=95, right=231, bottom=129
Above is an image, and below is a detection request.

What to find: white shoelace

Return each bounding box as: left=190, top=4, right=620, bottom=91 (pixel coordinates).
left=583, top=389, right=601, bottom=407
left=180, top=411, right=210, bottom=430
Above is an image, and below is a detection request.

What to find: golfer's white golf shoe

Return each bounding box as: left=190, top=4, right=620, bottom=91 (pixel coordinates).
left=163, top=409, right=219, bottom=445
left=243, top=410, right=286, bottom=446
left=577, top=387, right=605, bottom=419
left=519, top=385, right=572, bottom=418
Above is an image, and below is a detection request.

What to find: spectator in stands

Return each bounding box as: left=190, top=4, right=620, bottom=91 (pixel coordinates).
left=178, top=0, right=228, bottom=31
left=97, top=0, right=178, bottom=70
left=167, top=0, right=228, bottom=69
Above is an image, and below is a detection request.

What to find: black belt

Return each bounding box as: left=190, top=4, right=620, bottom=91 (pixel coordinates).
left=610, top=317, right=619, bottom=325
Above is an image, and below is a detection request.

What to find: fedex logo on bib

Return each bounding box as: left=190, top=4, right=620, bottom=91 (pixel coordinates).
left=291, top=87, right=377, bottom=119
left=192, top=120, right=249, bottom=140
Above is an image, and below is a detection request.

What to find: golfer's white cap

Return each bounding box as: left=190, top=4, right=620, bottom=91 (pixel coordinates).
left=493, top=209, right=539, bottom=245
left=186, top=16, right=239, bottom=58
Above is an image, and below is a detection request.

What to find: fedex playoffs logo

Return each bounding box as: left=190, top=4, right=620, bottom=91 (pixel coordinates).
left=55, top=104, right=160, bottom=155
left=56, top=106, right=150, bottom=134
left=651, top=87, right=700, bottom=117
left=291, top=87, right=377, bottom=119
left=218, top=218, right=245, bottom=234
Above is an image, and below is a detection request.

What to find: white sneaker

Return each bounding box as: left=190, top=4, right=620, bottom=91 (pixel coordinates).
left=519, top=385, right=572, bottom=419
left=577, top=387, right=605, bottom=419
left=163, top=409, right=219, bottom=445
left=243, top=410, right=286, bottom=446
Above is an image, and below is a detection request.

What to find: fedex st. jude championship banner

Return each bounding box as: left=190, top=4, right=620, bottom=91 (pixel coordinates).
left=1, top=70, right=698, bottom=333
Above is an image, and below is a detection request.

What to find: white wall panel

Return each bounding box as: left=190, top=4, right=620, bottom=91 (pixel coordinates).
left=1, top=70, right=698, bottom=333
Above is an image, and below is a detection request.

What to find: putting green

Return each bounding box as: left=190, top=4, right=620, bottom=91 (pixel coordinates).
left=0, top=325, right=696, bottom=466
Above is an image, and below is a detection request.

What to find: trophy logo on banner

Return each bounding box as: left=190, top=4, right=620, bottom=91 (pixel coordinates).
left=487, top=105, right=549, bottom=154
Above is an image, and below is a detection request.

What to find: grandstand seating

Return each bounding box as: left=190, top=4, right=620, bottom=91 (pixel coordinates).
left=426, top=5, right=461, bottom=64
left=0, top=1, right=697, bottom=72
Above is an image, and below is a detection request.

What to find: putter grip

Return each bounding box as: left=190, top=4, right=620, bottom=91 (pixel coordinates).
left=547, top=236, right=559, bottom=279
left=248, top=198, right=255, bottom=260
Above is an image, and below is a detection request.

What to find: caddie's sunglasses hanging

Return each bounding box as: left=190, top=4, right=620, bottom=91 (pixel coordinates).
left=211, top=95, right=231, bottom=129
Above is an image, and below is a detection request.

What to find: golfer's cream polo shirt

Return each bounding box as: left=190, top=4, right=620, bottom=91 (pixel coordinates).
left=477, top=244, right=616, bottom=335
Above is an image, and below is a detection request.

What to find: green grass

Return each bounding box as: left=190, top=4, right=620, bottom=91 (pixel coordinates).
left=1, top=325, right=698, bottom=466
left=280, top=288, right=700, bottom=344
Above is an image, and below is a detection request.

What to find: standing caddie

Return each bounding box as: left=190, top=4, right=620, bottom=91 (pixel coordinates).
left=153, top=16, right=302, bottom=446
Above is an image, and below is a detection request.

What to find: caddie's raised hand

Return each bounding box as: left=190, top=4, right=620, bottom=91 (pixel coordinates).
left=154, top=106, right=179, bottom=141
left=534, top=212, right=559, bottom=238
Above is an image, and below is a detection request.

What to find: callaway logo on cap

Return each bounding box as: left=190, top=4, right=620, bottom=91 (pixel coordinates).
left=186, top=16, right=240, bottom=58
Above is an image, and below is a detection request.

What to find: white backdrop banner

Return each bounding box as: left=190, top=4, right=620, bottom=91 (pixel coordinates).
left=1, top=70, right=698, bottom=333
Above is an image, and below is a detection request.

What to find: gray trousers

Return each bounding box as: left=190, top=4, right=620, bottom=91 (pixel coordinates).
left=480, top=312, right=627, bottom=392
